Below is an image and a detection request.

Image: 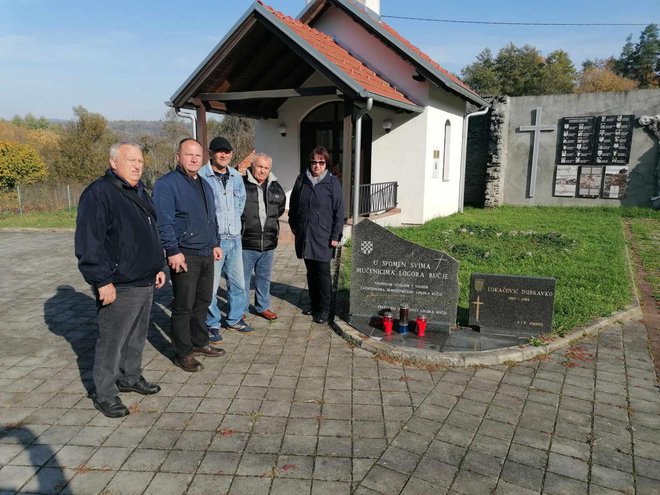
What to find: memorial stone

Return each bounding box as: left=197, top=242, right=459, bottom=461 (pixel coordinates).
left=468, top=273, right=556, bottom=338
left=350, top=220, right=459, bottom=334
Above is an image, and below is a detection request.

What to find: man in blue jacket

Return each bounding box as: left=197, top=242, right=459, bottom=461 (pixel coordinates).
left=152, top=138, right=225, bottom=372
left=200, top=136, right=254, bottom=339
left=76, top=142, right=165, bottom=418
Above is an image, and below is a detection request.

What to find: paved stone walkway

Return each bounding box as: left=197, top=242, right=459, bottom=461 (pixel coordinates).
left=0, top=231, right=658, bottom=494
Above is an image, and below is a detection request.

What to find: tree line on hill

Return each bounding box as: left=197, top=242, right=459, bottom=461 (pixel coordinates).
left=460, top=24, right=659, bottom=96
left=0, top=107, right=255, bottom=189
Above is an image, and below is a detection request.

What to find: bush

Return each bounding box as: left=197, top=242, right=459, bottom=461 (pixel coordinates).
left=0, top=141, right=48, bottom=188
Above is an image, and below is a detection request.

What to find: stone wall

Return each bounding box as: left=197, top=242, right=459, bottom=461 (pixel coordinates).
left=465, top=89, right=660, bottom=208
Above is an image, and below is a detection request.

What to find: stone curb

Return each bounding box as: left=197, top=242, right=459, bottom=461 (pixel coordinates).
left=330, top=305, right=642, bottom=367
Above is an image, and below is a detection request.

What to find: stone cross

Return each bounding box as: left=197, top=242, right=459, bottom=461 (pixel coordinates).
left=519, top=107, right=555, bottom=198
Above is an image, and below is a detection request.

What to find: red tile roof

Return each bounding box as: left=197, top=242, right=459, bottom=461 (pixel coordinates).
left=260, top=2, right=416, bottom=106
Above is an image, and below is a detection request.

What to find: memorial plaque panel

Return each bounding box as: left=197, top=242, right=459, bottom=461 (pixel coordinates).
left=578, top=166, right=603, bottom=198
left=558, top=117, right=596, bottom=164
left=553, top=165, right=578, bottom=197
left=468, top=273, right=556, bottom=338
left=595, top=115, right=634, bottom=165
left=602, top=166, right=628, bottom=199
left=350, top=220, right=459, bottom=333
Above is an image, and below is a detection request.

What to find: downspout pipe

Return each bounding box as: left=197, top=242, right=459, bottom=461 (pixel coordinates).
left=459, top=104, right=489, bottom=212
left=352, top=98, right=373, bottom=227
left=175, top=108, right=197, bottom=140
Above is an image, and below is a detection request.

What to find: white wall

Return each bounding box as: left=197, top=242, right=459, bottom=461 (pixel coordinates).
left=421, top=87, right=466, bottom=220
left=370, top=107, right=427, bottom=224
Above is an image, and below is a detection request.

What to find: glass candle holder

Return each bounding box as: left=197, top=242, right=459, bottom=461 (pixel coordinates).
left=382, top=312, right=393, bottom=334
left=398, top=304, right=409, bottom=334
left=416, top=315, right=427, bottom=337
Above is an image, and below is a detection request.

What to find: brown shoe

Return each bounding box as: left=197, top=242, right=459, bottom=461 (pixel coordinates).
left=192, top=345, right=226, bottom=357
left=258, top=309, right=278, bottom=320
left=173, top=354, right=204, bottom=372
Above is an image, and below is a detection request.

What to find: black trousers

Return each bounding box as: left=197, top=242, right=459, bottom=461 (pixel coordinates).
left=304, top=259, right=331, bottom=315
left=170, top=254, right=213, bottom=359
left=94, top=285, right=153, bottom=402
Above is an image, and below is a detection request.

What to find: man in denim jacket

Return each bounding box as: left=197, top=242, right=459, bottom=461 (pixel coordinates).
left=200, top=136, right=254, bottom=339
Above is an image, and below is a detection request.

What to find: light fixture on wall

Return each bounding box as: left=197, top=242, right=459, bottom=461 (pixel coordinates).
left=278, top=123, right=287, bottom=137
left=382, top=119, right=392, bottom=133
left=412, top=71, right=426, bottom=82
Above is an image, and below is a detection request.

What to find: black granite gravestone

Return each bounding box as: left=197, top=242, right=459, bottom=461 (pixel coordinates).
left=350, top=220, right=459, bottom=334
left=468, top=273, right=556, bottom=338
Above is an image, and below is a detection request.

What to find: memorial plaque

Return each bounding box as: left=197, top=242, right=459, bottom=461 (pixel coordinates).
left=350, top=220, right=459, bottom=333
left=468, top=273, right=556, bottom=338
left=553, top=165, right=578, bottom=197
left=558, top=117, right=596, bottom=164
left=602, top=166, right=628, bottom=199
left=578, top=166, right=603, bottom=198
left=595, top=115, right=634, bottom=165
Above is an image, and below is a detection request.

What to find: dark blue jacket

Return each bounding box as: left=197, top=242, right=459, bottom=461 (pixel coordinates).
left=288, top=171, right=344, bottom=261
left=75, top=169, right=164, bottom=289
left=152, top=166, right=220, bottom=257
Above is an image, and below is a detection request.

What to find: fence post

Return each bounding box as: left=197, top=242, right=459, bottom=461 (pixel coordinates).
left=67, top=184, right=72, bottom=210
left=17, top=185, right=23, bottom=216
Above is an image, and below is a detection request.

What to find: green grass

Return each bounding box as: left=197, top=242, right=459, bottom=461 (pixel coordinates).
left=342, top=206, right=660, bottom=335
left=627, top=217, right=660, bottom=302
left=0, top=209, right=77, bottom=228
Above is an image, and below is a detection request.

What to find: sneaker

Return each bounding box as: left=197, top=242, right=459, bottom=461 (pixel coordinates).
left=227, top=319, right=255, bottom=333
left=208, top=327, right=223, bottom=343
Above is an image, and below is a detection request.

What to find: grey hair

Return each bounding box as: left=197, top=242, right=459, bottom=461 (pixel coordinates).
left=253, top=153, right=272, bottom=166
left=109, top=142, right=142, bottom=159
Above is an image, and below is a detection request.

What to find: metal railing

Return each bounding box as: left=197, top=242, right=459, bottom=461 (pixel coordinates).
left=356, top=181, right=398, bottom=216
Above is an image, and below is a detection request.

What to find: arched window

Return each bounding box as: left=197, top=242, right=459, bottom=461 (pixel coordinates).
left=443, top=119, right=451, bottom=181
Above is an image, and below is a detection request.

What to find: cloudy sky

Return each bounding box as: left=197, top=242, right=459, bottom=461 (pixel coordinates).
left=0, top=0, right=656, bottom=121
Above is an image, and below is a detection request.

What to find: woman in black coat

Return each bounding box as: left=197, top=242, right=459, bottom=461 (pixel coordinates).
left=288, top=146, right=345, bottom=324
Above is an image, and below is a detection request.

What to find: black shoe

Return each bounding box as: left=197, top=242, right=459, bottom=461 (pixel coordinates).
left=313, top=312, right=329, bottom=324
left=116, top=376, right=161, bottom=395
left=92, top=396, right=129, bottom=418
left=192, top=345, right=226, bottom=357
left=302, top=308, right=318, bottom=316
left=173, top=354, right=204, bottom=372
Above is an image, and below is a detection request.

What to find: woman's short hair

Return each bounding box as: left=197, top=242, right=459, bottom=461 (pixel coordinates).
left=309, top=146, right=331, bottom=168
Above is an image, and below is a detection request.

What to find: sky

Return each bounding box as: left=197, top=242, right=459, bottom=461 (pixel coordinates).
left=0, top=0, right=657, bottom=121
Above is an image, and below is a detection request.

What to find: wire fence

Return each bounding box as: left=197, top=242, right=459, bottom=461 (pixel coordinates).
left=0, top=182, right=86, bottom=214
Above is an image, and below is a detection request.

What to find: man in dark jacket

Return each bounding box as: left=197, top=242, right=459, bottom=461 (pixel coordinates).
left=241, top=153, right=286, bottom=320
left=75, top=142, right=165, bottom=418
left=152, top=138, right=225, bottom=373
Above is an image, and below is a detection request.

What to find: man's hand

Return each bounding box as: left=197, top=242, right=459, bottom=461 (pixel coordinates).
left=155, top=271, right=166, bottom=289
left=98, top=283, right=116, bottom=306
left=168, top=253, right=188, bottom=273
left=330, top=240, right=339, bottom=248
left=213, top=247, right=223, bottom=261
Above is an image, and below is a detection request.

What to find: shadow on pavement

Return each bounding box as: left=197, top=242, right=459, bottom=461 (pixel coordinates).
left=43, top=285, right=97, bottom=395
left=0, top=426, right=73, bottom=494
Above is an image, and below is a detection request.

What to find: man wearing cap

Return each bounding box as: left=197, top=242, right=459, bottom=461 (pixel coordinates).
left=200, top=136, right=254, bottom=338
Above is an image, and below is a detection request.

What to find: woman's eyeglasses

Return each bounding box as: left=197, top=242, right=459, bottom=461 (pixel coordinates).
left=310, top=160, right=326, bottom=165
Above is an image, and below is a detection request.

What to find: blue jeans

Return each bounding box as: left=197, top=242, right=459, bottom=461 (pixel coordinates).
left=243, top=249, right=274, bottom=313
left=207, top=237, right=245, bottom=328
